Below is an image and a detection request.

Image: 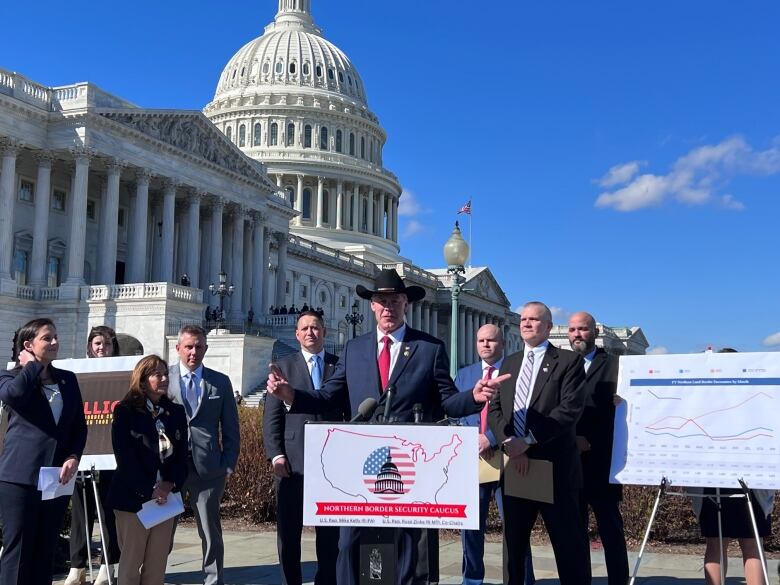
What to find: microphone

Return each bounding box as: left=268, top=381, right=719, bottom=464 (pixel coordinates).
left=412, top=403, right=423, bottom=423
left=382, top=384, right=395, bottom=422
left=350, top=398, right=378, bottom=422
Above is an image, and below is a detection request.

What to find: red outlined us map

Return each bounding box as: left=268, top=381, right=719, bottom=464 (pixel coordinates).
left=303, top=424, right=479, bottom=529
left=610, top=352, right=780, bottom=489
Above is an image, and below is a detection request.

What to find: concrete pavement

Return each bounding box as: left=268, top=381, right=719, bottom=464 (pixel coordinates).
left=56, top=526, right=780, bottom=584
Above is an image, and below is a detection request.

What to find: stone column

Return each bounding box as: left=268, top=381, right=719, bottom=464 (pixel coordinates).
left=0, top=139, right=21, bottom=281
left=159, top=180, right=177, bottom=283
left=262, top=228, right=271, bottom=312
left=209, top=197, right=224, bottom=280
left=336, top=179, right=344, bottom=230
left=251, top=213, right=265, bottom=313
left=464, top=309, right=473, bottom=364
left=65, top=148, right=93, bottom=285
left=316, top=176, right=324, bottom=227
left=185, top=192, right=201, bottom=285
left=378, top=190, right=386, bottom=238
left=276, top=174, right=283, bottom=190
left=367, top=187, right=374, bottom=235
left=387, top=195, right=395, bottom=242
left=275, top=232, right=288, bottom=307
left=351, top=185, right=359, bottom=231
left=405, top=304, right=413, bottom=324
left=295, top=174, right=304, bottom=225
left=458, top=307, right=466, bottom=368
left=413, top=301, right=422, bottom=330
left=29, top=151, right=54, bottom=285
left=230, top=207, right=245, bottom=319
left=472, top=311, right=480, bottom=361
left=126, top=169, right=151, bottom=283
left=96, top=160, right=123, bottom=285
left=394, top=198, right=399, bottom=241
left=421, top=301, right=429, bottom=333
left=243, top=214, right=252, bottom=312
left=431, top=305, right=438, bottom=338
left=479, top=312, right=486, bottom=328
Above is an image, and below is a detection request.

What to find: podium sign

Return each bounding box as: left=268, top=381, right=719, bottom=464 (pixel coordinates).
left=303, top=423, right=479, bottom=529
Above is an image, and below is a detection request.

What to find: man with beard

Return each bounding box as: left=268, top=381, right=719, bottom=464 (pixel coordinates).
left=568, top=312, right=629, bottom=585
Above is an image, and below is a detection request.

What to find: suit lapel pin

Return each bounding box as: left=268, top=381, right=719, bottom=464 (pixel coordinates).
left=403, top=346, right=411, bottom=357
left=542, top=365, right=549, bottom=373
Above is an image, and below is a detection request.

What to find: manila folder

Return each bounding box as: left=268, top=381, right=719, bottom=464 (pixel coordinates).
left=502, top=455, right=554, bottom=504
left=478, top=449, right=502, bottom=484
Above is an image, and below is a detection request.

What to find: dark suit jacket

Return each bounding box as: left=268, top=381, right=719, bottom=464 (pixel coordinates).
left=488, top=343, right=586, bottom=495
left=107, top=397, right=188, bottom=513
left=291, top=326, right=479, bottom=422
left=263, top=351, right=348, bottom=475
left=0, top=362, right=88, bottom=486
left=577, top=348, right=622, bottom=499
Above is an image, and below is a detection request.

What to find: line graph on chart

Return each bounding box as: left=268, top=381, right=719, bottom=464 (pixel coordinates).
left=610, top=354, right=780, bottom=489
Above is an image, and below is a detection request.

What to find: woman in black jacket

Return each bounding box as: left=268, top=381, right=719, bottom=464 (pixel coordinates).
left=107, top=354, right=187, bottom=585
left=0, top=318, right=88, bottom=585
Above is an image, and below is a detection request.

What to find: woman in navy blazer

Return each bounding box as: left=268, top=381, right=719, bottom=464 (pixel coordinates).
left=107, top=354, right=187, bottom=585
left=0, top=318, right=88, bottom=585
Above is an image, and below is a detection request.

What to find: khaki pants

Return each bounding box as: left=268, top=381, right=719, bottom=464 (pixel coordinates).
left=114, top=510, right=176, bottom=585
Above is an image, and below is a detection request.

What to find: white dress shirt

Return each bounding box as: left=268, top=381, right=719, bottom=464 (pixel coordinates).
left=376, top=324, right=406, bottom=380
left=301, top=348, right=326, bottom=381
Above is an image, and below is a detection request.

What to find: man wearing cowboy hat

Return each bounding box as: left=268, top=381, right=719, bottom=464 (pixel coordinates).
left=266, top=268, right=505, bottom=585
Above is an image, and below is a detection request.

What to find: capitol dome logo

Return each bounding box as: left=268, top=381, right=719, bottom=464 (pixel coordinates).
left=362, top=446, right=415, bottom=501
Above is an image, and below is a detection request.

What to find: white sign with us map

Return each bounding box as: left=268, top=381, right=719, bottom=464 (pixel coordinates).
left=302, top=423, right=479, bottom=529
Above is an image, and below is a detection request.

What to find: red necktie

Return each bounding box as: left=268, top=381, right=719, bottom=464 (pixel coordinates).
left=479, top=365, right=495, bottom=433
left=378, top=336, right=392, bottom=391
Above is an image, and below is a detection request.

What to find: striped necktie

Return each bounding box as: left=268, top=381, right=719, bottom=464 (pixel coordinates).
left=513, top=351, right=535, bottom=436
left=479, top=366, right=495, bottom=433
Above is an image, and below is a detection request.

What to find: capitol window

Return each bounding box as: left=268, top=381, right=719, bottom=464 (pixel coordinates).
left=263, top=62, right=269, bottom=74
left=47, top=256, right=60, bottom=288
left=304, top=125, right=312, bottom=148
left=289, top=62, right=296, bottom=74
left=270, top=123, right=278, bottom=146
left=238, top=124, right=246, bottom=147
left=52, top=189, right=66, bottom=212
left=226, top=126, right=232, bottom=142
left=338, top=71, right=344, bottom=83
left=287, top=123, right=295, bottom=145
left=320, top=126, right=328, bottom=150
left=13, top=250, right=28, bottom=286
left=87, top=200, right=97, bottom=221
left=275, top=61, right=283, bottom=74
left=327, top=68, right=334, bottom=80
left=302, top=188, right=312, bottom=219
left=348, top=75, right=353, bottom=86
left=303, top=62, right=310, bottom=76
left=336, top=130, right=343, bottom=153
left=316, top=64, right=322, bottom=78
left=18, top=179, right=34, bottom=203
left=349, top=133, right=355, bottom=156
left=254, top=123, right=262, bottom=146
left=285, top=186, right=295, bottom=207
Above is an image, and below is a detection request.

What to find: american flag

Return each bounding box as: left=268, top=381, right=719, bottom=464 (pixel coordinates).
left=457, top=200, right=472, bottom=215
left=362, top=446, right=416, bottom=500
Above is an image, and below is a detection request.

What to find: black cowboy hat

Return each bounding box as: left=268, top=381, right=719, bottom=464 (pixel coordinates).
left=356, top=268, right=426, bottom=303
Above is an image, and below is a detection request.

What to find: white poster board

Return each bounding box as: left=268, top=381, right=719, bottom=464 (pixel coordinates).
left=610, top=352, right=780, bottom=489
left=303, top=423, right=479, bottom=529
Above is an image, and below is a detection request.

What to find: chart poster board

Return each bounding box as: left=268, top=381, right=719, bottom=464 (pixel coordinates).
left=303, top=423, right=479, bottom=529
left=1, top=356, right=142, bottom=471
left=610, top=352, right=780, bottom=489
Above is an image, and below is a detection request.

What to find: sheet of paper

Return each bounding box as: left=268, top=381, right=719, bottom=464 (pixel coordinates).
left=478, top=449, right=502, bottom=484
left=502, top=455, right=554, bottom=504
left=37, top=467, right=77, bottom=500
left=137, top=492, right=184, bottom=529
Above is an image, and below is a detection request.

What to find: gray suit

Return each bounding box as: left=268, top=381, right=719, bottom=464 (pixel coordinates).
left=169, top=364, right=240, bottom=585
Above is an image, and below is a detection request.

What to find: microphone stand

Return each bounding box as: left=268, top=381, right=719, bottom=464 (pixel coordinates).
left=358, top=385, right=398, bottom=585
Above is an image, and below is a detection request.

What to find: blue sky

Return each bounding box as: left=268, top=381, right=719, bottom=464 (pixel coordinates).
left=5, top=0, right=779, bottom=353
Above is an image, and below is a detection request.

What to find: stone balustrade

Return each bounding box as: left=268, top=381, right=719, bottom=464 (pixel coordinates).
left=289, top=234, right=373, bottom=275
left=83, top=282, right=203, bottom=303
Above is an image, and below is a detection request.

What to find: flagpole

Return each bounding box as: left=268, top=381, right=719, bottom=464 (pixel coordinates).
left=468, top=205, right=472, bottom=269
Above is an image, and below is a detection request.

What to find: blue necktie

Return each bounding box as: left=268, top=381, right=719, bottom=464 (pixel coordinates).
left=310, top=355, right=322, bottom=390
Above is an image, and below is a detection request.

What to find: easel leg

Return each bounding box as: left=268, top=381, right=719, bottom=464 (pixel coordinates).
left=739, top=479, right=769, bottom=585
left=716, top=487, right=725, bottom=585
left=91, top=467, right=112, bottom=585
left=629, top=477, right=667, bottom=585
left=81, top=472, right=95, bottom=583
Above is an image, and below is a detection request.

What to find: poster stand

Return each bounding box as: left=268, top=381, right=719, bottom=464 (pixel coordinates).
left=79, top=466, right=113, bottom=585
left=629, top=477, right=769, bottom=585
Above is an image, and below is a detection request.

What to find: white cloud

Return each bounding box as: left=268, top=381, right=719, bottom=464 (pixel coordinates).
left=401, top=220, right=425, bottom=238
left=398, top=188, right=423, bottom=217
left=597, top=161, right=644, bottom=187
left=647, top=346, right=670, bottom=355
left=549, top=306, right=572, bottom=323
left=595, top=135, right=780, bottom=212
left=763, top=332, right=780, bottom=347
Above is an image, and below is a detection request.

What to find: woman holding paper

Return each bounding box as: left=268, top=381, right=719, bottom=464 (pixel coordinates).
left=65, top=325, right=122, bottom=585
left=107, top=354, right=187, bottom=585
left=0, top=317, right=88, bottom=585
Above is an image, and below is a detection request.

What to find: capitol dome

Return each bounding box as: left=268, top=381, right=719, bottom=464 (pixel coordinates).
left=205, top=0, right=402, bottom=264
left=213, top=0, right=368, bottom=107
